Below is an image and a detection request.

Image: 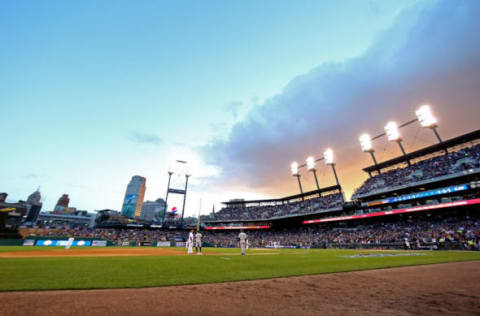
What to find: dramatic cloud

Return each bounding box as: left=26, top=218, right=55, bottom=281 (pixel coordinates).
left=202, top=0, right=480, bottom=199
left=223, top=101, right=244, bottom=120
left=129, top=132, right=163, bottom=146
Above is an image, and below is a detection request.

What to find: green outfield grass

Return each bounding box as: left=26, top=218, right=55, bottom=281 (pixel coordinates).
left=0, top=247, right=479, bottom=291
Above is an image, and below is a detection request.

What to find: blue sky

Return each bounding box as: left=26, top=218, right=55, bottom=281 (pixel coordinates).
left=3, top=0, right=478, bottom=215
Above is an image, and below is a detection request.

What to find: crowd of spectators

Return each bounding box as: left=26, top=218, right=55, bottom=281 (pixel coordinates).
left=208, top=193, right=343, bottom=221
left=353, top=143, right=480, bottom=197
left=202, top=214, right=480, bottom=250
left=23, top=213, right=480, bottom=250
left=25, top=227, right=182, bottom=245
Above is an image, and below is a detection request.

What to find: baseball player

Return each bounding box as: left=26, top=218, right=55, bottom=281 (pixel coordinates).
left=65, top=237, right=74, bottom=250
left=195, top=231, right=203, bottom=255
left=238, top=230, right=248, bottom=255
left=187, top=229, right=194, bottom=255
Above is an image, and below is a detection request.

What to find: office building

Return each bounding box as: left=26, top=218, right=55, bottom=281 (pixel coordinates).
left=121, top=176, right=146, bottom=218
left=141, top=198, right=166, bottom=222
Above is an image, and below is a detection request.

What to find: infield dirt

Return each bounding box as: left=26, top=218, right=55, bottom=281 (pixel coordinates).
left=0, top=261, right=479, bottom=315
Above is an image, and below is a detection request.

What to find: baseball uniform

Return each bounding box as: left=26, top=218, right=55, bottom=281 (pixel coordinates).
left=195, top=232, right=202, bottom=254
left=239, top=232, right=247, bottom=255
left=187, top=231, right=194, bottom=254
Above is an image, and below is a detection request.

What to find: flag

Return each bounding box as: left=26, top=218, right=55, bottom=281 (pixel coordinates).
left=171, top=206, right=177, bottom=212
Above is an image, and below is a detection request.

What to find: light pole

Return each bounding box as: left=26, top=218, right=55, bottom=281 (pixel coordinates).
left=324, top=148, right=344, bottom=202
left=306, top=156, right=321, bottom=191
left=291, top=162, right=305, bottom=201
left=416, top=104, right=447, bottom=154
left=324, top=148, right=341, bottom=187
left=162, top=170, right=174, bottom=225
left=385, top=121, right=411, bottom=166
left=359, top=133, right=381, bottom=176
left=180, top=174, right=190, bottom=228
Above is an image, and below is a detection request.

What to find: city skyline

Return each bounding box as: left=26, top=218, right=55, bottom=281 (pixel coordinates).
left=2, top=0, right=480, bottom=216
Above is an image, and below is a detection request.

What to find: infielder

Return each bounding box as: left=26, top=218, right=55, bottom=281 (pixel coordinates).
left=238, top=230, right=248, bottom=255
left=187, top=229, right=194, bottom=255
left=195, top=231, right=203, bottom=255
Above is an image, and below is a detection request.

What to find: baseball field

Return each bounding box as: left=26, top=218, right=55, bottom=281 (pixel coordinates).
left=1, top=246, right=480, bottom=315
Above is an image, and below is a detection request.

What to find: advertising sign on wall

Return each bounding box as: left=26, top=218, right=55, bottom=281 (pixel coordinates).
left=367, top=184, right=469, bottom=206
left=92, top=240, right=107, bottom=247
left=35, top=240, right=91, bottom=246
left=23, top=239, right=35, bottom=246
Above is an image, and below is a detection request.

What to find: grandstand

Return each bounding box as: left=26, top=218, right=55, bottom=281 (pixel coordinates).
left=205, top=185, right=343, bottom=222
left=198, top=128, right=480, bottom=250
left=353, top=129, right=480, bottom=198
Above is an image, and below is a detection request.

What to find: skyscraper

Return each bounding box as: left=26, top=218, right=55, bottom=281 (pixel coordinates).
left=25, top=188, right=42, bottom=223
left=121, top=176, right=146, bottom=218
left=27, top=189, right=41, bottom=205
left=141, top=198, right=166, bottom=222
left=54, top=194, right=70, bottom=212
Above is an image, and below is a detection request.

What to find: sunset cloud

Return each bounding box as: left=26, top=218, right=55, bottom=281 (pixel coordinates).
left=203, top=0, right=480, bottom=199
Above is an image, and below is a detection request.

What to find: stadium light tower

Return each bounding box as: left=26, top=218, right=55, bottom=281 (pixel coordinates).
left=180, top=173, right=191, bottom=227
left=306, top=156, right=321, bottom=191
left=291, top=161, right=305, bottom=201
left=359, top=133, right=381, bottom=175
left=162, top=170, right=174, bottom=225
left=416, top=104, right=447, bottom=153
left=385, top=121, right=411, bottom=166
left=324, top=148, right=341, bottom=187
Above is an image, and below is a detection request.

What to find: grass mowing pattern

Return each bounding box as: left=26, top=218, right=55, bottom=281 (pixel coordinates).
left=1, top=247, right=479, bottom=291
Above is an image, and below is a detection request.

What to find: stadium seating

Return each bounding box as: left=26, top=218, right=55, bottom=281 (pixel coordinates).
left=26, top=227, right=177, bottom=245
left=208, top=193, right=343, bottom=221
left=27, top=211, right=480, bottom=251
left=353, top=144, right=480, bottom=197
left=203, top=215, right=480, bottom=250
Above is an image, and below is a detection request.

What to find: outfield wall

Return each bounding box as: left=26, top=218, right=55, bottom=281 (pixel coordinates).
left=19, top=236, right=216, bottom=248
left=0, top=239, right=23, bottom=246
left=23, top=236, right=113, bottom=247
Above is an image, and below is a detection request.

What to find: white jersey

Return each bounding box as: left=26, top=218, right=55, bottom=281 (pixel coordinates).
left=187, top=232, right=194, bottom=254
left=65, top=237, right=74, bottom=249
left=239, top=232, right=247, bottom=243
left=195, top=232, right=202, bottom=243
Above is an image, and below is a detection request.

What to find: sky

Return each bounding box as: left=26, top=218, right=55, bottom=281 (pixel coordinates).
left=2, top=0, right=480, bottom=216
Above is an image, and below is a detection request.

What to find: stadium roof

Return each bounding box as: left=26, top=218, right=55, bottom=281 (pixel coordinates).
left=222, top=185, right=341, bottom=206
left=363, top=128, right=480, bottom=173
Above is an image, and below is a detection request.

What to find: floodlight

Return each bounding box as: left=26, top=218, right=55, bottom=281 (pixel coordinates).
left=323, top=148, right=334, bottom=165
left=359, top=134, right=373, bottom=152
left=307, top=156, right=320, bottom=190
left=385, top=121, right=401, bottom=142
left=306, top=156, right=315, bottom=170
left=291, top=161, right=299, bottom=175
left=416, top=104, right=437, bottom=128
